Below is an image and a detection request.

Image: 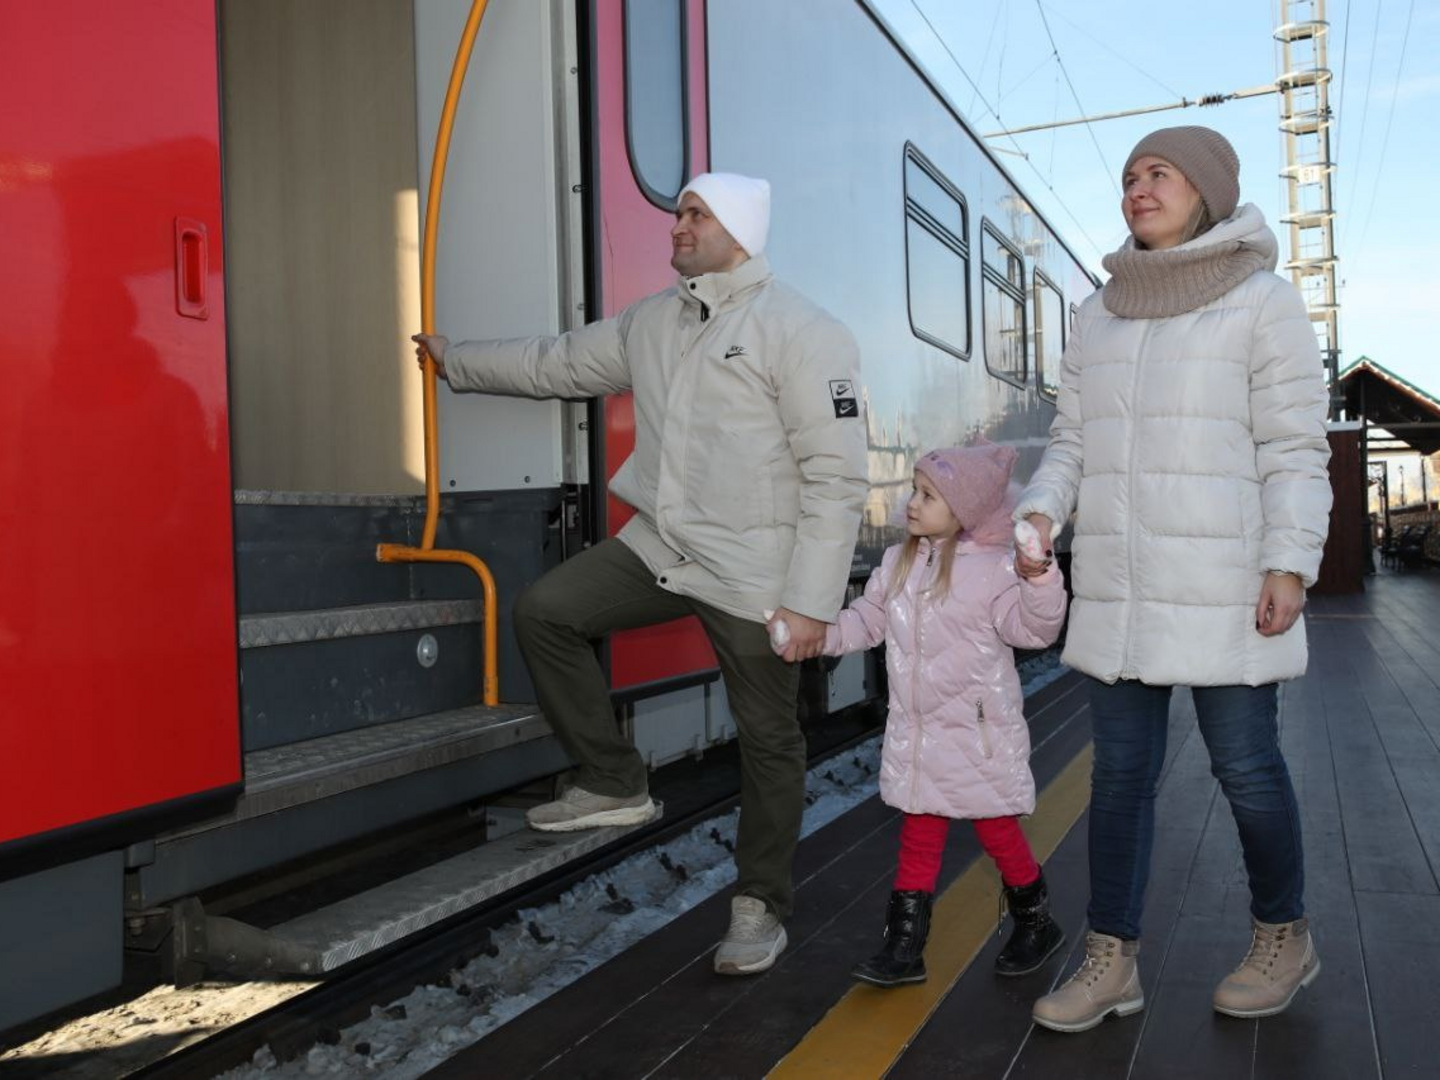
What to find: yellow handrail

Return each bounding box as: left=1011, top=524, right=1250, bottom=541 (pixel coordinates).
left=378, top=0, right=499, bottom=706
left=377, top=544, right=499, bottom=705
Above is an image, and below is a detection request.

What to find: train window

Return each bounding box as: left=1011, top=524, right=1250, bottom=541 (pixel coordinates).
left=1033, top=269, right=1065, bottom=401
left=624, top=0, right=688, bottom=208
left=981, top=222, right=1027, bottom=386
left=903, top=145, right=971, bottom=359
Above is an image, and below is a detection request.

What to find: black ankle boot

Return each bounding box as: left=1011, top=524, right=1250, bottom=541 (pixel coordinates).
left=995, top=869, right=1066, bottom=977
left=852, top=890, right=933, bottom=987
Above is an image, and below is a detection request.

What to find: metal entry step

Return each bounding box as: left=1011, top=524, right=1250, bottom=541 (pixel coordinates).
left=132, top=703, right=568, bottom=909
left=167, top=703, right=549, bottom=838
left=174, top=806, right=662, bottom=979
left=238, top=599, right=490, bottom=750
left=274, top=806, right=662, bottom=970
left=239, top=598, right=485, bottom=648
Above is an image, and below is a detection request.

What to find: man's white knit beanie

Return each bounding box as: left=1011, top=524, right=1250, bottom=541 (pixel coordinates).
left=678, top=172, right=771, bottom=257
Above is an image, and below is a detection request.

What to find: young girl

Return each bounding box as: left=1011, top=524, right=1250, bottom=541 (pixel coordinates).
left=825, top=442, right=1068, bottom=987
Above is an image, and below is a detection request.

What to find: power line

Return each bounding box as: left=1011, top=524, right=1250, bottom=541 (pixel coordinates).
left=1036, top=1, right=1184, bottom=100
left=1045, top=67, right=1062, bottom=176
left=968, top=2, right=1006, bottom=119
left=983, top=84, right=1278, bottom=138
left=993, top=2, right=1010, bottom=124
left=906, top=0, right=1107, bottom=260
left=997, top=154, right=1109, bottom=262
left=1332, top=0, right=1353, bottom=173
left=908, top=0, right=1006, bottom=131
left=1340, top=0, right=1386, bottom=251
left=1033, top=0, right=1117, bottom=196
left=1351, top=0, right=1416, bottom=268
left=993, top=53, right=1059, bottom=113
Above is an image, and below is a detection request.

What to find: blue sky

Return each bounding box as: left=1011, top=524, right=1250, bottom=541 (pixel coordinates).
left=875, top=0, right=1438, bottom=402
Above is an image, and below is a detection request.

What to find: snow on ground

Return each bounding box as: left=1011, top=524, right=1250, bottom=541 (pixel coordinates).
left=223, top=654, right=1069, bottom=1078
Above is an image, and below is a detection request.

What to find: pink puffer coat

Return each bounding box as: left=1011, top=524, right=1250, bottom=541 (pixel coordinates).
left=825, top=536, right=1066, bottom=819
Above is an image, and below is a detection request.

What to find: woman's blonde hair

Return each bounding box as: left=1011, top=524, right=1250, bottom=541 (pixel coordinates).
left=1180, top=189, right=1215, bottom=245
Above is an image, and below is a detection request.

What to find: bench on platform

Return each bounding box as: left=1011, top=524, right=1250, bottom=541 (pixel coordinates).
left=1397, top=523, right=1432, bottom=569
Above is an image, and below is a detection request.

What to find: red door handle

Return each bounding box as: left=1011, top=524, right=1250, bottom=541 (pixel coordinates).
left=174, top=217, right=208, bottom=319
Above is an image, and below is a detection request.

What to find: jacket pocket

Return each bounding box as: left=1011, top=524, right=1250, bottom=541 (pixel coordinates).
left=976, top=699, right=993, bottom=759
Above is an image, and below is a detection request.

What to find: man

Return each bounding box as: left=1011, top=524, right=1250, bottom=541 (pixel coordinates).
left=413, top=172, right=867, bottom=975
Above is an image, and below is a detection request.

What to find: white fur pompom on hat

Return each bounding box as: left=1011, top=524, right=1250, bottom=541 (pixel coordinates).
left=678, top=172, right=771, bottom=257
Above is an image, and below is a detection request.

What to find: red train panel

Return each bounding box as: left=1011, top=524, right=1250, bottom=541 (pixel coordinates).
left=0, top=0, right=241, bottom=849
left=595, top=0, right=718, bottom=689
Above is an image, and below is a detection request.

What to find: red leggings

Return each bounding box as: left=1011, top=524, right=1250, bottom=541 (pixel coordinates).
left=893, top=812, right=1039, bottom=892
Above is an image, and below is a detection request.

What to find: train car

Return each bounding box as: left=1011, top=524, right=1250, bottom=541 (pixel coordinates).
left=0, top=0, right=1096, bottom=1035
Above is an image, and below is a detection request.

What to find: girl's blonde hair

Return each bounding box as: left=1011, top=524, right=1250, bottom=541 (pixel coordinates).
left=886, top=532, right=959, bottom=602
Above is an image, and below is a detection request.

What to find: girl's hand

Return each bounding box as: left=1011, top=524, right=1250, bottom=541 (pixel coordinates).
left=1256, top=572, right=1305, bottom=636
left=763, top=609, right=790, bottom=654
left=1015, top=514, right=1054, bottom=579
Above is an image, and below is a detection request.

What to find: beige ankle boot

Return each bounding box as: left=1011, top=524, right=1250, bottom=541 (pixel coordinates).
left=1031, top=931, right=1144, bottom=1033
left=1213, top=917, right=1320, bottom=1018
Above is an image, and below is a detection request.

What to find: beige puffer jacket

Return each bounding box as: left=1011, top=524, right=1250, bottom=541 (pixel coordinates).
left=1016, top=207, right=1332, bottom=686
left=445, top=255, right=868, bottom=623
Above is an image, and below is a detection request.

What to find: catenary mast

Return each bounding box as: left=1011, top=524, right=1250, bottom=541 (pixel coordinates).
left=1274, top=0, right=1343, bottom=419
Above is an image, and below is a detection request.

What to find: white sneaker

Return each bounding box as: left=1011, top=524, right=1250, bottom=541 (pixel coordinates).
left=714, top=895, right=787, bottom=975
left=525, top=786, right=656, bottom=832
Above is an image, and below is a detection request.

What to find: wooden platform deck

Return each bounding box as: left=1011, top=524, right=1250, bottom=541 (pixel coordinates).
left=429, top=567, right=1440, bottom=1079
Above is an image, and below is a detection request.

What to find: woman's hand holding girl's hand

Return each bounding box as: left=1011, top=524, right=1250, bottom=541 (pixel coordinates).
left=1014, top=514, right=1054, bottom=579
left=1256, top=572, right=1305, bottom=636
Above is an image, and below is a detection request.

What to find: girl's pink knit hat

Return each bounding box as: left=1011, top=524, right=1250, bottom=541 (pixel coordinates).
left=915, top=441, right=1018, bottom=529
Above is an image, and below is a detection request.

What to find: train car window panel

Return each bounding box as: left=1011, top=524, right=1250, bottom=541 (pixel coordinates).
left=981, top=222, right=1028, bottom=387
left=903, top=145, right=971, bottom=360
left=624, top=0, right=688, bottom=208
left=1033, top=269, right=1065, bottom=402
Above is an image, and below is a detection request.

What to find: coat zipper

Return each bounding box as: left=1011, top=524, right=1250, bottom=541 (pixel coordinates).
left=909, top=543, right=933, bottom=805
left=1119, top=322, right=1152, bottom=678
left=662, top=304, right=721, bottom=544
left=976, top=699, right=993, bottom=759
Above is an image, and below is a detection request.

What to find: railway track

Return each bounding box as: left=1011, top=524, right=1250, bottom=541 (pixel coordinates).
left=0, top=700, right=884, bottom=1080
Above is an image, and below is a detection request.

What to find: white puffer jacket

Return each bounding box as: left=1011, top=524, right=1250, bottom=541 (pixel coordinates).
left=1017, top=206, right=1332, bottom=687
left=445, top=256, right=867, bottom=623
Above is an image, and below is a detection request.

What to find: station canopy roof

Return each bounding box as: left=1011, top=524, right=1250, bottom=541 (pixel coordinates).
left=1338, top=357, right=1440, bottom=455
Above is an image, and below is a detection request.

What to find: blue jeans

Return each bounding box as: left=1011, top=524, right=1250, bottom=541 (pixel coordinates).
left=1086, top=678, right=1305, bottom=941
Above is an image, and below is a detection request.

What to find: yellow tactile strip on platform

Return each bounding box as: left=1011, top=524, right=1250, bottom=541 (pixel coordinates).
left=770, top=746, right=1093, bottom=1079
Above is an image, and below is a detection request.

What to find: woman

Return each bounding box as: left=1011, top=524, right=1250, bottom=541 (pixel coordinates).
left=1013, top=126, right=1332, bottom=1033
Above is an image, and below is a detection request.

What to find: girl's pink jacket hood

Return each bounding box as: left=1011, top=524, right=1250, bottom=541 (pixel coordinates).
left=824, top=530, right=1066, bottom=819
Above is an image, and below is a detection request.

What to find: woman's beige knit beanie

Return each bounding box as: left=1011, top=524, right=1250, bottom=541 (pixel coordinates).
left=1123, top=126, right=1240, bottom=221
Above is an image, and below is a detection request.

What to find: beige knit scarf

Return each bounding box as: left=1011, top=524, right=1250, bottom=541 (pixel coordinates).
left=1101, top=236, right=1268, bottom=319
